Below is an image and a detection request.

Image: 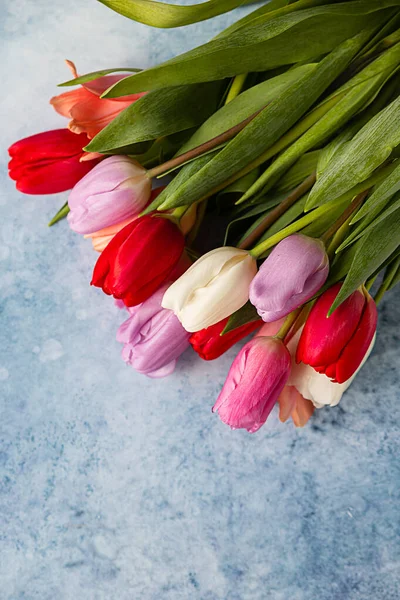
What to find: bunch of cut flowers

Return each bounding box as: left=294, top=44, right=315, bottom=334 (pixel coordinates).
left=9, top=0, right=400, bottom=432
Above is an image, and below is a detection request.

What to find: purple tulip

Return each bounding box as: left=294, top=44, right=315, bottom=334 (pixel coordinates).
left=116, top=284, right=191, bottom=378
left=67, top=155, right=151, bottom=234
left=249, top=234, right=329, bottom=322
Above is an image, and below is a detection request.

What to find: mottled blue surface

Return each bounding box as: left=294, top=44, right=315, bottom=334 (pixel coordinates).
left=1, top=2, right=400, bottom=599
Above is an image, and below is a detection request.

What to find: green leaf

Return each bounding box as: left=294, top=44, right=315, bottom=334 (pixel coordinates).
left=176, top=64, right=316, bottom=156
left=306, top=93, right=400, bottom=210
left=329, top=205, right=400, bottom=313
left=157, top=29, right=377, bottom=211
left=221, top=302, right=260, bottom=335
left=351, top=160, right=400, bottom=223
left=386, top=255, right=400, bottom=290
left=103, top=1, right=395, bottom=95
left=224, top=194, right=286, bottom=246
left=142, top=151, right=219, bottom=215
left=59, top=67, right=141, bottom=87
left=242, top=41, right=400, bottom=202
left=317, top=73, right=400, bottom=178
left=255, top=194, right=308, bottom=248
left=85, top=81, right=223, bottom=154
left=335, top=163, right=400, bottom=251
left=339, top=190, right=400, bottom=251
left=96, top=0, right=253, bottom=28
left=275, top=151, right=320, bottom=193
left=48, top=202, right=70, bottom=227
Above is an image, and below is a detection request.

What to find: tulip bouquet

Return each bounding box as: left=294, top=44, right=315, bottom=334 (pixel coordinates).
left=8, top=0, right=400, bottom=432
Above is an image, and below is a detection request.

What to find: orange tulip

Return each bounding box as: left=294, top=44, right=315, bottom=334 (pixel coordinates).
left=50, top=60, right=146, bottom=139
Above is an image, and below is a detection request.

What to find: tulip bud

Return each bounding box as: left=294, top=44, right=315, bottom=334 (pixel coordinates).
left=117, top=284, right=190, bottom=378
left=212, top=336, right=291, bottom=433
left=68, top=156, right=151, bottom=234
left=249, top=234, right=329, bottom=322
left=8, top=129, right=99, bottom=195
left=91, top=215, right=185, bottom=307
left=296, top=283, right=377, bottom=384
left=190, top=317, right=262, bottom=361
left=162, top=247, right=257, bottom=332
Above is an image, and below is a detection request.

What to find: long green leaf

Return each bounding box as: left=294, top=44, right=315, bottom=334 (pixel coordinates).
left=242, top=42, right=400, bottom=202
left=338, top=190, right=400, bottom=251
left=329, top=206, right=400, bottom=312
left=306, top=93, right=400, bottom=210
left=176, top=64, right=316, bottom=156
left=224, top=194, right=286, bottom=245
left=85, top=81, right=223, bottom=154
left=351, top=160, right=400, bottom=223
left=157, top=30, right=377, bottom=211
left=142, top=152, right=219, bottom=215
left=275, top=151, right=320, bottom=193
left=103, top=1, right=396, bottom=95
left=96, top=0, right=253, bottom=28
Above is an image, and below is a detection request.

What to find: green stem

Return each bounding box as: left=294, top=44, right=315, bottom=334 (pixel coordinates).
left=238, top=172, right=316, bottom=250
left=146, top=107, right=263, bottom=179
left=322, top=190, right=369, bottom=256
left=250, top=195, right=349, bottom=259
left=48, top=202, right=70, bottom=227
left=225, top=74, right=247, bottom=104
left=275, top=308, right=302, bottom=341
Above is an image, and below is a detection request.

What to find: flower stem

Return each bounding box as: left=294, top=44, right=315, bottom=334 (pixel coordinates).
left=321, top=190, right=368, bottom=250
left=146, top=108, right=263, bottom=179
left=249, top=194, right=349, bottom=259
left=276, top=308, right=302, bottom=341
left=239, top=173, right=316, bottom=250
left=225, top=74, right=247, bottom=104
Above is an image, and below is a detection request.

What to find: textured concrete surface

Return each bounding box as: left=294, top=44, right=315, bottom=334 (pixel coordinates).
left=1, top=2, right=400, bottom=598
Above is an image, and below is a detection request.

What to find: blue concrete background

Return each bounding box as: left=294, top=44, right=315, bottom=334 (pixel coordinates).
left=1, top=2, right=399, bottom=598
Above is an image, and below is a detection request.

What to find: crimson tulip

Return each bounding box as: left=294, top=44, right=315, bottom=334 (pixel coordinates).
left=8, top=129, right=100, bottom=195
left=296, top=283, right=377, bottom=384
left=190, top=317, right=262, bottom=361
left=91, top=215, right=185, bottom=306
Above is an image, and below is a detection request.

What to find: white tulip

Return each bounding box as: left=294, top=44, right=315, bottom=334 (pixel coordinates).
left=162, top=247, right=257, bottom=332
left=287, top=329, right=376, bottom=408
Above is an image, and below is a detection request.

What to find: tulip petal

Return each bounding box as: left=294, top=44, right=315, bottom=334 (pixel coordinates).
left=250, top=235, right=329, bottom=322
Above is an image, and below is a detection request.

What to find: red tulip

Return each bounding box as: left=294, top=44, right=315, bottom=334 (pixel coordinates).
left=190, top=317, right=262, bottom=361
left=296, top=283, right=377, bottom=384
left=91, top=215, right=185, bottom=306
left=8, top=129, right=100, bottom=195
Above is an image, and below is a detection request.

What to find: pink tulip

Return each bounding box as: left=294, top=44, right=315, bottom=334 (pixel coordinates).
left=116, top=284, right=191, bottom=378
left=249, top=234, right=329, bottom=322
left=50, top=60, right=145, bottom=139
left=212, top=336, right=291, bottom=433
left=68, top=155, right=151, bottom=234
left=83, top=188, right=165, bottom=251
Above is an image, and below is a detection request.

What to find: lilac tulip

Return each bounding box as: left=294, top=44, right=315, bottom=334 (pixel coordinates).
left=116, top=284, right=191, bottom=378
left=68, top=155, right=151, bottom=234
left=212, top=336, right=291, bottom=433
left=249, top=234, right=329, bottom=322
